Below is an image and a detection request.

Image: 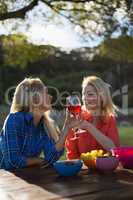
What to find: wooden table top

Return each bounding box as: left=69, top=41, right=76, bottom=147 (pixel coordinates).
left=0, top=166, right=133, bottom=200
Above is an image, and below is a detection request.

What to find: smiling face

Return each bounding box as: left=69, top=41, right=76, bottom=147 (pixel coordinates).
left=82, top=84, right=101, bottom=112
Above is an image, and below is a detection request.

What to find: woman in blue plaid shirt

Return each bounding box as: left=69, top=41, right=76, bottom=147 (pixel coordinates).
left=0, top=78, right=79, bottom=170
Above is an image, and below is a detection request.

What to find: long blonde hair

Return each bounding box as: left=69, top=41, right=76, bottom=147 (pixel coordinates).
left=82, top=75, right=118, bottom=117
left=10, top=78, right=59, bottom=142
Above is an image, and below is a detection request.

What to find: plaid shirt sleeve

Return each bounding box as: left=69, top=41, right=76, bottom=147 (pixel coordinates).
left=42, top=134, right=64, bottom=164
left=1, top=113, right=27, bottom=170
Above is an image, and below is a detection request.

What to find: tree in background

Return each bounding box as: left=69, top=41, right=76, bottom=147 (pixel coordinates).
left=0, top=0, right=133, bottom=113
left=0, top=33, right=133, bottom=109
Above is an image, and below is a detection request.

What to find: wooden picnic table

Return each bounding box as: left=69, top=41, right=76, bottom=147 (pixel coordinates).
left=0, top=165, right=133, bottom=200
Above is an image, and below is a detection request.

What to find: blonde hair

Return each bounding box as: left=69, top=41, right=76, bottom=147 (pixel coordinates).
left=82, top=75, right=118, bottom=117
left=11, top=78, right=59, bottom=142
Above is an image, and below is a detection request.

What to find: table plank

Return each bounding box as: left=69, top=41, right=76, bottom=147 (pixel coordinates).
left=13, top=167, right=133, bottom=199
left=0, top=169, right=61, bottom=200
left=0, top=167, right=133, bottom=200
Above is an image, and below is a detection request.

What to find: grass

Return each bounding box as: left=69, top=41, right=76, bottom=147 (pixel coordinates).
left=119, top=126, right=133, bottom=146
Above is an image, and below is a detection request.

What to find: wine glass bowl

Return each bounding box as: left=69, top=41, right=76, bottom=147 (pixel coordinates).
left=66, top=95, right=81, bottom=116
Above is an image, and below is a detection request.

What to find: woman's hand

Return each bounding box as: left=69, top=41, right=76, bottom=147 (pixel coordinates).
left=56, top=111, right=82, bottom=151
left=67, top=117, right=82, bottom=130
left=64, top=109, right=82, bottom=130
left=77, top=120, right=115, bottom=151
left=27, top=157, right=45, bottom=167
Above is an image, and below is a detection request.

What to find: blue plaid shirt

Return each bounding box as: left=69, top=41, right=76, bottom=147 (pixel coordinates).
left=0, top=112, right=64, bottom=170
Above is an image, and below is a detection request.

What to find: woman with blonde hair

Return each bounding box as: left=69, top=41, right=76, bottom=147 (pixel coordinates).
left=0, top=78, right=78, bottom=170
left=65, top=76, right=120, bottom=159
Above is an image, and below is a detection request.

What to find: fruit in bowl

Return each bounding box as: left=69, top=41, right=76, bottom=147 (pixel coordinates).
left=80, top=149, right=109, bottom=169
left=111, top=147, right=133, bottom=169
left=95, top=156, right=119, bottom=172
left=53, top=159, right=83, bottom=176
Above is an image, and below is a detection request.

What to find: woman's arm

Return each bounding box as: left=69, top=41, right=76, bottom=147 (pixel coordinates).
left=55, top=114, right=82, bottom=151
left=55, top=125, right=69, bottom=151
left=105, top=116, right=120, bottom=147
left=42, top=116, right=82, bottom=164
left=2, top=113, right=43, bottom=169
left=26, top=157, right=44, bottom=166
left=1, top=114, right=27, bottom=169
left=79, top=120, right=116, bottom=151
left=87, top=123, right=115, bottom=151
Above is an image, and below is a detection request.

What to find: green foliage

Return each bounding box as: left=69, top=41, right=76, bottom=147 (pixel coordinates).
left=0, top=0, right=132, bottom=39
left=2, top=34, right=45, bottom=68
left=1, top=34, right=62, bottom=69
left=0, top=34, right=133, bottom=109
left=99, top=36, right=133, bottom=62
left=0, top=34, right=95, bottom=108
left=0, top=1, right=7, bottom=13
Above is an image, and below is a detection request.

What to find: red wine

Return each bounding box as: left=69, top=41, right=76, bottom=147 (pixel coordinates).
left=67, top=105, right=81, bottom=115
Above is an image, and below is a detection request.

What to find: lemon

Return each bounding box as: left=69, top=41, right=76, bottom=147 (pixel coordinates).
left=80, top=153, right=87, bottom=159
left=90, top=150, right=98, bottom=157
left=103, top=153, right=110, bottom=157
left=97, top=149, right=104, bottom=157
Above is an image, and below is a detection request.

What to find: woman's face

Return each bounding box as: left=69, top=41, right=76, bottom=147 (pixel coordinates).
left=82, top=84, right=100, bottom=111
left=42, top=86, right=52, bottom=111
left=32, top=86, right=52, bottom=112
